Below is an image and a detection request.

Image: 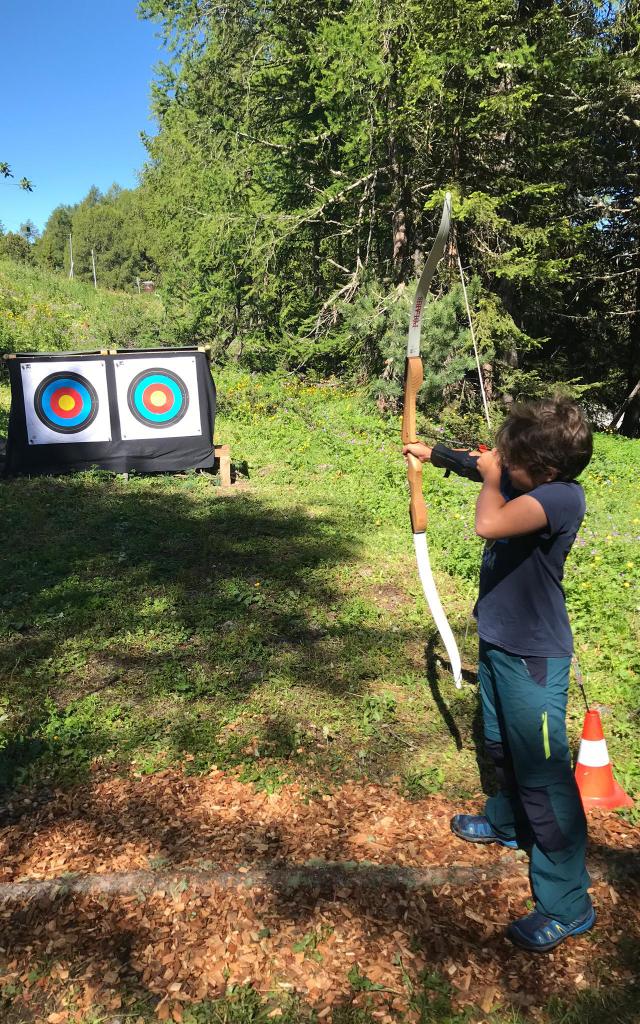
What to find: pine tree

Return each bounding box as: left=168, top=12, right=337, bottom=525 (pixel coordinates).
left=138, top=0, right=639, bottom=427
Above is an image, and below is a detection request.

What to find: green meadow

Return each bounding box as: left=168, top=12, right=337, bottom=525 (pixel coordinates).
left=1, top=264, right=639, bottom=1024
left=1, top=367, right=638, bottom=808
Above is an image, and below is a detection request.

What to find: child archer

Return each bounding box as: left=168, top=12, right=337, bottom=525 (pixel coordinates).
left=403, top=397, right=595, bottom=952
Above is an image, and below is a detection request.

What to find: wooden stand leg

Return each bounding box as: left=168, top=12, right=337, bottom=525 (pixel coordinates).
left=214, top=444, right=231, bottom=486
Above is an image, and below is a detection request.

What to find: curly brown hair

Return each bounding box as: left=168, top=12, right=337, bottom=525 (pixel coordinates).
left=496, top=398, right=593, bottom=482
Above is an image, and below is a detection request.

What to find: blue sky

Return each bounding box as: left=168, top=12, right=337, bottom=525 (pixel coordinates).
left=0, top=0, right=164, bottom=233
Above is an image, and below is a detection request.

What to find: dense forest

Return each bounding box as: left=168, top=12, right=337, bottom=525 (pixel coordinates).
left=2, top=0, right=638, bottom=432
left=0, top=185, right=157, bottom=292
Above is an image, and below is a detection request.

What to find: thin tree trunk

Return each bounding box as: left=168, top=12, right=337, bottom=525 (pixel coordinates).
left=621, top=266, right=640, bottom=437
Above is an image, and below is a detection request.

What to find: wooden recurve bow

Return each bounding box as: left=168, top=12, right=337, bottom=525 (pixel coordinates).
left=401, top=192, right=463, bottom=688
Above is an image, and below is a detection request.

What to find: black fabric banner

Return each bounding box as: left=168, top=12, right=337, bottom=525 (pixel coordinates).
left=4, top=348, right=216, bottom=476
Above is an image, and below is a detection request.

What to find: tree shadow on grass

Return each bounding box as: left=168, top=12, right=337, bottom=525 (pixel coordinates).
left=0, top=475, right=364, bottom=780
left=0, top=476, right=378, bottom=699
left=0, top=473, right=463, bottom=797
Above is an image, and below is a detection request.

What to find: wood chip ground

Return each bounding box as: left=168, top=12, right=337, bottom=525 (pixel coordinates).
left=0, top=769, right=638, bottom=1021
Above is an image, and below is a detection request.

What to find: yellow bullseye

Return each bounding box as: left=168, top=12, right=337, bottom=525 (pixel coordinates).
left=149, top=389, right=167, bottom=408
left=58, top=394, right=76, bottom=412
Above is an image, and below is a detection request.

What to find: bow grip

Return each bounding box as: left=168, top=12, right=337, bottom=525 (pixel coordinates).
left=406, top=455, right=428, bottom=533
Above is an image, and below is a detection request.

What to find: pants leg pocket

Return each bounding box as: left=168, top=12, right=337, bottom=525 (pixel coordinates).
left=521, top=655, right=548, bottom=688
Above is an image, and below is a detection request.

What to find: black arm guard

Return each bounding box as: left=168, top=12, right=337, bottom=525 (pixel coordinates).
left=431, top=443, right=482, bottom=483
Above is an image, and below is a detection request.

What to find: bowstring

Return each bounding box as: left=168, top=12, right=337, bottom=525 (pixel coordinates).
left=455, top=250, right=492, bottom=431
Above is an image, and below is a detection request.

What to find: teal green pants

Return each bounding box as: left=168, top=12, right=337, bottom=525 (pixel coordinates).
left=479, top=641, right=591, bottom=924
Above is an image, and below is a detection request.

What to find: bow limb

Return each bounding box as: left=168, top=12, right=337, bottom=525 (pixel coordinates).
left=413, top=533, right=462, bottom=688
left=402, top=193, right=462, bottom=689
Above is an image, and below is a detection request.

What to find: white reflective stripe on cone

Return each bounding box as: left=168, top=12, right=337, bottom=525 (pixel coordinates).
left=577, top=738, right=610, bottom=768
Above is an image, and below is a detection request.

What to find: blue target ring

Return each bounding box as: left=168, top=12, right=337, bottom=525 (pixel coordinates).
left=34, top=371, right=99, bottom=434
left=127, top=367, right=189, bottom=428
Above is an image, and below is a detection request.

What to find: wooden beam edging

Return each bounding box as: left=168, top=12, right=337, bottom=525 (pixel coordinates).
left=1, top=849, right=633, bottom=909
left=0, top=859, right=529, bottom=908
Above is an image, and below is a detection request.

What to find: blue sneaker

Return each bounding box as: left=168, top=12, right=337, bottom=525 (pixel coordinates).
left=507, top=905, right=596, bottom=952
left=450, top=814, right=518, bottom=849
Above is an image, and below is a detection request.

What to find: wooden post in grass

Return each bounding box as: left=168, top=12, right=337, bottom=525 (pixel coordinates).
left=215, top=444, right=231, bottom=487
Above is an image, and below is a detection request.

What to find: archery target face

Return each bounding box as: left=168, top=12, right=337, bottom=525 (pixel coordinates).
left=114, top=356, right=202, bottom=440
left=21, top=360, right=111, bottom=445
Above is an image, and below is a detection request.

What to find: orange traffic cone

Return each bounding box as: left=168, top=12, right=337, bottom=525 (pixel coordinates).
left=575, top=709, right=634, bottom=810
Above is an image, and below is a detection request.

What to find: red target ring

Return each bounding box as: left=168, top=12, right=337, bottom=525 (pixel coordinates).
left=140, top=382, right=173, bottom=415
left=50, top=386, right=83, bottom=419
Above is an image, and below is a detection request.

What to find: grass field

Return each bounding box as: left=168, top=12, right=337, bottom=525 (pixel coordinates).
left=0, top=276, right=639, bottom=1022
left=0, top=257, right=175, bottom=354
left=1, top=369, right=638, bottom=807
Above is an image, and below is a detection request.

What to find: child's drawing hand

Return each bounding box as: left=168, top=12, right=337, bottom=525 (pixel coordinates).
left=477, top=447, right=502, bottom=486
left=402, top=442, right=432, bottom=463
